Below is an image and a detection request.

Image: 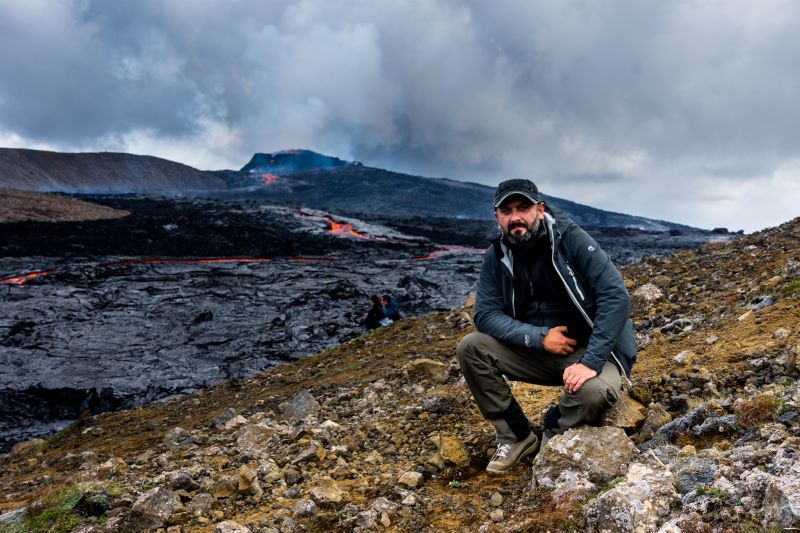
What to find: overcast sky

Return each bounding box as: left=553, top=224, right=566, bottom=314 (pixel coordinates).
left=2, top=1, right=799, bottom=232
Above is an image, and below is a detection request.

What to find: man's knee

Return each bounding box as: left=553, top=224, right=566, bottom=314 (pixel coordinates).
left=574, top=374, right=620, bottom=410
left=456, top=331, right=493, bottom=365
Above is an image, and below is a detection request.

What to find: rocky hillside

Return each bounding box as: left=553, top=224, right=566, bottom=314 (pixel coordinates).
left=0, top=189, right=129, bottom=223
left=0, top=149, right=225, bottom=192
left=0, top=217, right=798, bottom=532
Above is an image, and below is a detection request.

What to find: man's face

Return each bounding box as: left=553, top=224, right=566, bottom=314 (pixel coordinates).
left=495, top=196, right=544, bottom=246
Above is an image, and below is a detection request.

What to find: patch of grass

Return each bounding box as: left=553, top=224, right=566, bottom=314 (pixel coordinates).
left=734, top=394, right=781, bottom=429
left=23, top=484, right=85, bottom=533
left=696, top=485, right=726, bottom=499
left=448, top=479, right=468, bottom=489
left=779, top=280, right=800, bottom=298
left=606, top=475, right=625, bottom=489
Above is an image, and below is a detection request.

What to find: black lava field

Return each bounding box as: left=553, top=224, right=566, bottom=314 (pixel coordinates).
left=0, top=195, right=729, bottom=451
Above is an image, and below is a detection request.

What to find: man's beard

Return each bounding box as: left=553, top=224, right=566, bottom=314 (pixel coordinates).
left=503, top=218, right=540, bottom=246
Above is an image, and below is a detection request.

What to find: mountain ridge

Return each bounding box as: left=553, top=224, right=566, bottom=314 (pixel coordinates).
left=0, top=146, right=710, bottom=232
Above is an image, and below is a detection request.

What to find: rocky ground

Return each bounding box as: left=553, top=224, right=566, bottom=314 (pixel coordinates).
left=0, top=216, right=797, bottom=532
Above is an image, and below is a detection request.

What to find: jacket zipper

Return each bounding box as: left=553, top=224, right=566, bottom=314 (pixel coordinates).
left=546, top=221, right=634, bottom=390
left=566, top=265, right=585, bottom=301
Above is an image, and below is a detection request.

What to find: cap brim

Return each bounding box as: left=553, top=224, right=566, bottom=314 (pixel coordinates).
left=494, top=191, right=540, bottom=208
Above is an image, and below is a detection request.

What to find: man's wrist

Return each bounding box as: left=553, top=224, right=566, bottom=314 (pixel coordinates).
left=536, top=327, right=549, bottom=350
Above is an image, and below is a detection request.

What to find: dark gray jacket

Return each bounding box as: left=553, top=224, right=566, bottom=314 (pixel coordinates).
left=474, top=206, right=636, bottom=381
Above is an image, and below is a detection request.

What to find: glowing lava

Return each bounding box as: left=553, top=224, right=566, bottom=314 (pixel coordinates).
left=296, top=209, right=372, bottom=240
left=261, top=173, right=279, bottom=186
left=324, top=217, right=371, bottom=240
left=0, top=270, right=59, bottom=285
left=413, top=245, right=480, bottom=261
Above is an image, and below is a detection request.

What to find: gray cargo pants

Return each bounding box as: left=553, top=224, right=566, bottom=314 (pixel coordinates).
left=457, top=331, right=622, bottom=443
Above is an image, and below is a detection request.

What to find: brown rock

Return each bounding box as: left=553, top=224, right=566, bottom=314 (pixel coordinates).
left=404, top=358, right=449, bottom=384
left=603, top=390, right=647, bottom=431
left=210, top=475, right=238, bottom=499
left=435, top=434, right=470, bottom=468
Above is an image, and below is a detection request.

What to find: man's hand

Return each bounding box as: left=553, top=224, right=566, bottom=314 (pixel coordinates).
left=563, top=363, right=598, bottom=394
left=542, top=326, right=577, bottom=356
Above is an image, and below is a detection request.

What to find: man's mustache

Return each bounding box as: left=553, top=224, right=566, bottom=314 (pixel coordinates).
left=509, top=222, right=529, bottom=230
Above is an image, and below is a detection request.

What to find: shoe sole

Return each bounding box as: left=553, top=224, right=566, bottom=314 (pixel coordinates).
left=485, top=437, right=540, bottom=475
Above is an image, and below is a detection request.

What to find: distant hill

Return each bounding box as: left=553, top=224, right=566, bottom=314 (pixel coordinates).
left=0, top=148, right=225, bottom=192
left=225, top=151, right=698, bottom=231
left=0, top=147, right=704, bottom=231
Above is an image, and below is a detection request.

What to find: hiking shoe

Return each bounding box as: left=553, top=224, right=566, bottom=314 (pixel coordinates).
left=486, top=431, right=539, bottom=475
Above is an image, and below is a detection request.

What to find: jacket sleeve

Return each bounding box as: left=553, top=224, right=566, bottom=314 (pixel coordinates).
left=564, top=226, right=631, bottom=374
left=473, top=249, right=549, bottom=350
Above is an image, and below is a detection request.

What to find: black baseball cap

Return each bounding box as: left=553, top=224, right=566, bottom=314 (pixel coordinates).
left=493, top=179, right=541, bottom=208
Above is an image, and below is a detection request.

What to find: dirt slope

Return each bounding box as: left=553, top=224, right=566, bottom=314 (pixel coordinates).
left=0, top=189, right=129, bottom=223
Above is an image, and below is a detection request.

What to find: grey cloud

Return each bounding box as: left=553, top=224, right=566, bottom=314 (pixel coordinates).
left=1, top=0, right=799, bottom=231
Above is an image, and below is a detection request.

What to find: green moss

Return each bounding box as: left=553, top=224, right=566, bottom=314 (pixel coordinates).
left=23, top=484, right=85, bottom=533
left=779, top=280, right=800, bottom=298
left=695, top=485, right=725, bottom=498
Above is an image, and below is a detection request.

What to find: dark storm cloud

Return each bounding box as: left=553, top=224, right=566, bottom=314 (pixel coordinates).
left=1, top=0, right=799, bottom=231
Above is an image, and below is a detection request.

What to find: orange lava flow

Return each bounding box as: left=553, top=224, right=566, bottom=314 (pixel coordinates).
left=413, top=245, right=480, bottom=261
left=99, top=257, right=275, bottom=268
left=0, top=270, right=59, bottom=285
left=261, top=173, right=279, bottom=186
left=324, top=217, right=371, bottom=240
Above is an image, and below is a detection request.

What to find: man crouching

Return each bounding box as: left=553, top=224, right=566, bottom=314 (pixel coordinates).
left=457, top=179, right=636, bottom=474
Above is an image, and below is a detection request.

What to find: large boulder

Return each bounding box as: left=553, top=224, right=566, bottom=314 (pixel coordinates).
left=532, top=426, right=637, bottom=490
left=127, top=486, right=181, bottom=531
left=583, top=462, right=678, bottom=533
left=764, top=475, right=800, bottom=529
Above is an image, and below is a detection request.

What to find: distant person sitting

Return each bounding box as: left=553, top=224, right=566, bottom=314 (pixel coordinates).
left=381, top=294, right=402, bottom=321
left=364, top=294, right=386, bottom=330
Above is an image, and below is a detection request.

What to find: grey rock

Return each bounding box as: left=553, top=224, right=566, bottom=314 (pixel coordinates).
left=533, top=426, right=637, bottom=489
left=164, top=427, right=193, bottom=450
left=584, top=462, right=677, bottom=533
left=657, top=401, right=727, bottom=442
left=398, top=471, right=424, bottom=489
left=764, top=475, right=800, bottom=529
left=691, top=414, right=737, bottom=438
left=170, top=471, right=200, bottom=492
left=128, top=486, right=181, bottom=531
left=215, top=520, right=252, bottom=533
left=279, top=390, right=321, bottom=422
left=294, top=499, right=318, bottom=518
left=746, top=294, right=774, bottom=310
left=210, top=408, right=237, bottom=429
left=674, top=456, right=718, bottom=494
left=236, top=422, right=275, bottom=457
left=188, top=492, right=215, bottom=517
